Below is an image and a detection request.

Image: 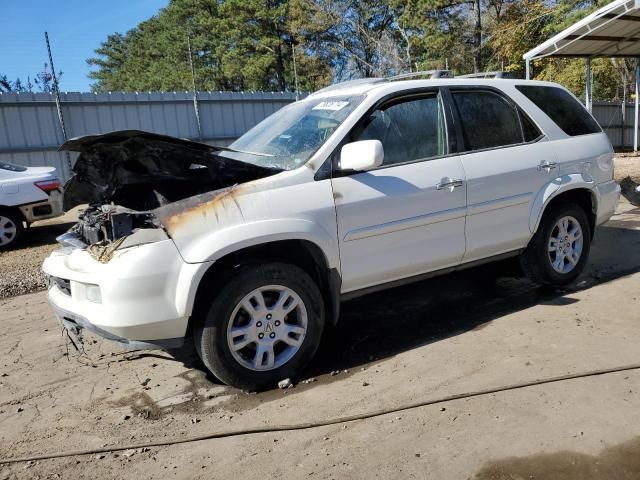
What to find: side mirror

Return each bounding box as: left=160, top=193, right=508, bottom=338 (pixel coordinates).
left=339, top=140, right=384, bottom=171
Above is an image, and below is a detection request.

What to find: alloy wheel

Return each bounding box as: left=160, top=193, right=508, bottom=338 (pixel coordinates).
left=226, top=285, right=308, bottom=371
left=547, top=215, right=584, bottom=274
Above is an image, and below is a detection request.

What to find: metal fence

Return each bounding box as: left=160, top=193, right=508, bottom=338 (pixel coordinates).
left=0, top=91, right=300, bottom=181
left=591, top=100, right=638, bottom=150
left=0, top=93, right=634, bottom=183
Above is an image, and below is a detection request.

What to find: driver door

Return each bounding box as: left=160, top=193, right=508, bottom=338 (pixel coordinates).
left=331, top=91, right=467, bottom=294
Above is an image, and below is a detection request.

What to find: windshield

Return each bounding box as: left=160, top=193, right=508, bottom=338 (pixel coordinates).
left=0, top=162, right=27, bottom=172
left=220, top=95, right=364, bottom=170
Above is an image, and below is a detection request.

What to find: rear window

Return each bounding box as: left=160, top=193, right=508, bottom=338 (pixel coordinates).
left=0, top=162, right=27, bottom=172
left=516, top=85, right=601, bottom=137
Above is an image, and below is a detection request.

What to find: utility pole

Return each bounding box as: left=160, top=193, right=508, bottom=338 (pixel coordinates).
left=45, top=32, right=72, bottom=175
left=187, top=34, right=203, bottom=141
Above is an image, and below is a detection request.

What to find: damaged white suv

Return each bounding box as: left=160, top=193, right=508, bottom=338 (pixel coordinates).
left=43, top=78, right=620, bottom=390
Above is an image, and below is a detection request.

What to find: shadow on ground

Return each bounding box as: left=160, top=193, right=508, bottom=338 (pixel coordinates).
left=16, top=221, right=76, bottom=250
left=168, top=220, right=640, bottom=390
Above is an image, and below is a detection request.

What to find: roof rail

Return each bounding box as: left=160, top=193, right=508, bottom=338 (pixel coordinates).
left=389, top=70, right=454, bottom=80
left=456, top=71, right=520, bottom=79
left=311, top=78, right=386, bottom=96
left=308, top=70, right=454, bottom=98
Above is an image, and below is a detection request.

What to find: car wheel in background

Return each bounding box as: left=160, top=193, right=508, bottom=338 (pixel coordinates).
left=0, top=209, right=24, bottom=249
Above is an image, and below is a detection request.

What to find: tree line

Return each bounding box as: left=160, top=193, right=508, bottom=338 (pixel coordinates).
left=0, top=63, right=62, bottom=93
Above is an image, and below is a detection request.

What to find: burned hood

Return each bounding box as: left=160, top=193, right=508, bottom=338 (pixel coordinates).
left=60, top=130, right=278, bottom=211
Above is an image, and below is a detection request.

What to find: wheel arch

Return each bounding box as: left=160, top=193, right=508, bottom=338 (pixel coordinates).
left=530, top=177, right=597, bottom=238
left=184, top=238, right=342, bottom=338
left=0, top=205, right=27, bottom=223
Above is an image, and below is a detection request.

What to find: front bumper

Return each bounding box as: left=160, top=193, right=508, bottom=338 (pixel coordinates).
left=594, top=180, right=621, bottom=226
left=43, top=239, right=194, bottom=350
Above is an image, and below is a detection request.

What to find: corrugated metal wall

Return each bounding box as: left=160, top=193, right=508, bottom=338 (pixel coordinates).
left=0, top=91, right=300, bottom=181
left=591, top=100, right=637, bottom=149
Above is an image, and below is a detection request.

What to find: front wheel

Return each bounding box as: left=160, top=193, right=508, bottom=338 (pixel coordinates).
left=194, top=263, right=325, bottom=391
left=521, top=202, right=591, bottom=286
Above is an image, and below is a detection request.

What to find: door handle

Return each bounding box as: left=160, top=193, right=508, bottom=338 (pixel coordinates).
left=436, top=178, right=464, bottom=191
left=537, top=160, right=558, bottom=172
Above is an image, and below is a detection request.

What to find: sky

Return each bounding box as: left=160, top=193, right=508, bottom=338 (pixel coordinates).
left=0, top=0, right=169, bottom=92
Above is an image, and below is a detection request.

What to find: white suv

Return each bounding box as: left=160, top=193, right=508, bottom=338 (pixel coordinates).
left=43, top=79, right=620, bottom=390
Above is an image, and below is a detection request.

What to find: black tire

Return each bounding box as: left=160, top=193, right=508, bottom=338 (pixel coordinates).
left=0, top=208, right=24, bottom=250
left=521, top=202, right=591, bottom=286
left=194, top=262, right=325, bottom=391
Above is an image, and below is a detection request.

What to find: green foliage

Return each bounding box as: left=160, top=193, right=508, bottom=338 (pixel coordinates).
left=86, top=0, right=633, bottom=99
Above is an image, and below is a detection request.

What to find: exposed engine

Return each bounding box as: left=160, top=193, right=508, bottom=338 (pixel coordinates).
left=59, top=130, right=279, bottom=247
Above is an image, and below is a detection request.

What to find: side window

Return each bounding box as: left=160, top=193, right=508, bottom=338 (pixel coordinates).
left=520, top=109, right=543, bottom=142
left=452, top=90, right=523, bottom=152
left=355, top=94, right=447, bottom=166
left=516, top=85, right=601, bottom=137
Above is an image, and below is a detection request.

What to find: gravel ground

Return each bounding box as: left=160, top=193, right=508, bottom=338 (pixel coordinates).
left=0, top=154, right=638, bottom=300
left=0, top=209, right=79, bottom=299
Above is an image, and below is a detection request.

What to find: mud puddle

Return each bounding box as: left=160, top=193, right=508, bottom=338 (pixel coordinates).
left=474, top=436, right=640, bottom=480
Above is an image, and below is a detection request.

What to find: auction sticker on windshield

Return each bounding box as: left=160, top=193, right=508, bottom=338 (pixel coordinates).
left=312, top=100, right=350, bottom=111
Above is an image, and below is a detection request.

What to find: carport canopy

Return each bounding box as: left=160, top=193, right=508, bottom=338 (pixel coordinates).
left=523, top=0, right=640, bottom=150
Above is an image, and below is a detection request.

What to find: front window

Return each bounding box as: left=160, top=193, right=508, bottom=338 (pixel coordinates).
left=354, top=93, right=447, bottom=165
left=219, top=95, right=364, bottom=170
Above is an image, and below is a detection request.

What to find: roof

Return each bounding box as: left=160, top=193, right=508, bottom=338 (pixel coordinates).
left=524, top=0, right=640, bottom=60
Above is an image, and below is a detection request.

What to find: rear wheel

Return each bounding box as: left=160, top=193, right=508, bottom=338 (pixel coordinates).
left=521, top=202, right=591, bottom=286
left=0, top=209, right=24, bottom=249
left=194, top=263, right=325, bottom=391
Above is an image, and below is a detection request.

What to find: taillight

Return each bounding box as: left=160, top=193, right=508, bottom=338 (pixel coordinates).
left=34, top=179, right=61, bottom=194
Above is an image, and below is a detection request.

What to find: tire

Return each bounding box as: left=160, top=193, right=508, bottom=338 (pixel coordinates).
left=521, top=202, right=591, bottom=286
left=194, top=262, right=325, bottom=391
left=0, top=208, right=24, bottom=250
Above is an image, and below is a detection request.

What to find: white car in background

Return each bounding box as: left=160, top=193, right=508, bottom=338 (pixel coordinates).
left=0, top=162, right=63, bottom=248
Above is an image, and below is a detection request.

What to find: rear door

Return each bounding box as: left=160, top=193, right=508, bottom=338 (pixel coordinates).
left=447, top=87, right=559, bottom=262
left=515, top=85, right=612, bottom=184
left=331, top=89, right=467, bottom=293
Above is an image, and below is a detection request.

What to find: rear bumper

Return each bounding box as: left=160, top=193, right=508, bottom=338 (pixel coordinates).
left=594, top=180, right=621, bottom=226
left=42, top=239, right=195, bottom=349
left=18, top=191, right=64, bottom=223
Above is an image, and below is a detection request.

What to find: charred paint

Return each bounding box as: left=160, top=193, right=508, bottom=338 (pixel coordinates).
left=157, top=182, right=252, bottom=237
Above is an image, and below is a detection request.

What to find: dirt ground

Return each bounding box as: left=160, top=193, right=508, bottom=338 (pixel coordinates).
left=1, top=193, right=640, bottom=478
left=614, top=154, right=640, bottom=183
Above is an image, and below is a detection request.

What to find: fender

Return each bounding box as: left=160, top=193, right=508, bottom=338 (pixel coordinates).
left=176, top=218, right=339, bottom=267
left=171, top=219, right=340, bottom=317
left=529, top=173, right=596, bottom=233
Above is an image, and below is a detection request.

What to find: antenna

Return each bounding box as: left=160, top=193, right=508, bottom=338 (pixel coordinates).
left=187, top=34, right=203, bottom=141
left=44, top=31, right=72, bottom=174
